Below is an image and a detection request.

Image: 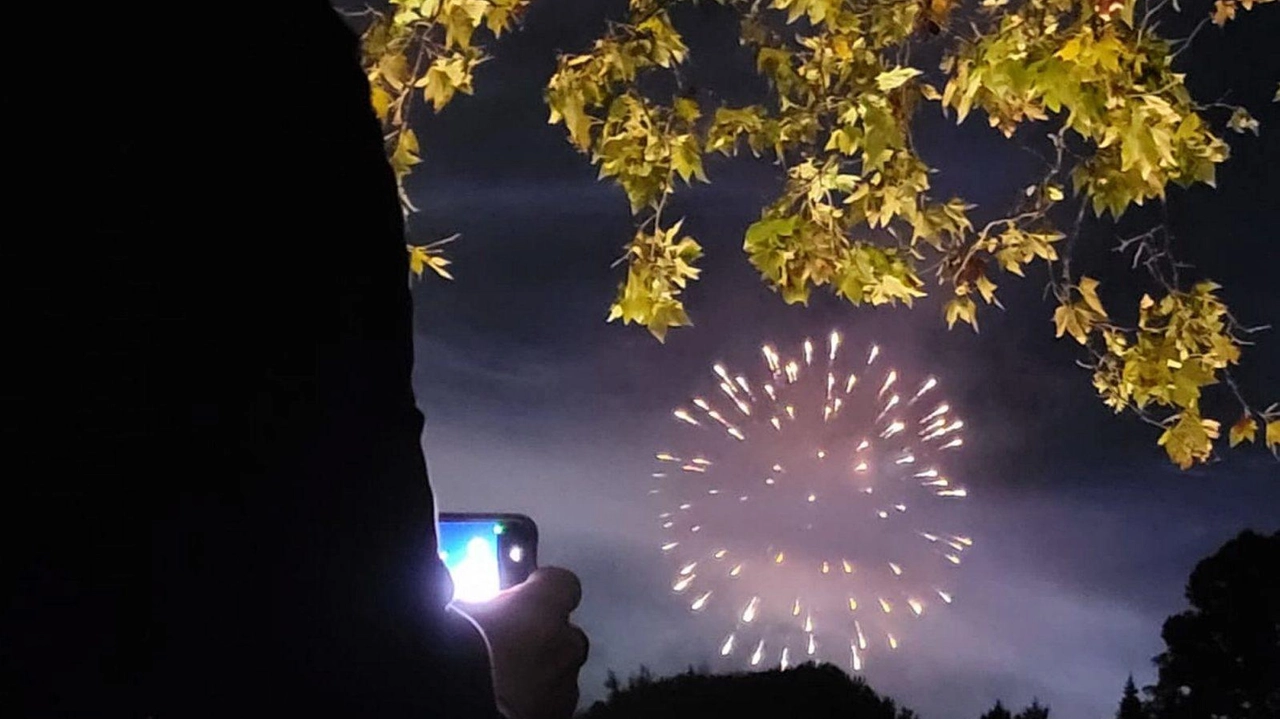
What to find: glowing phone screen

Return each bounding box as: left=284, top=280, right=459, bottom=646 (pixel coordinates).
left=438, top=519, right=503, bottom=602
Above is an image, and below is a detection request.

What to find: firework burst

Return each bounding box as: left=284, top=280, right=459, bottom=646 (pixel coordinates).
left=650, top=331, right=972, bottom=672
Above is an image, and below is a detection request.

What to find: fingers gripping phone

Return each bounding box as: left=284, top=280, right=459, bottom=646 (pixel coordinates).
left=437, top=513, right=538, bottom=603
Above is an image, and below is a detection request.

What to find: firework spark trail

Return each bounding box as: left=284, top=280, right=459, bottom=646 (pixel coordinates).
left=651, top=331, right=973, bottom=673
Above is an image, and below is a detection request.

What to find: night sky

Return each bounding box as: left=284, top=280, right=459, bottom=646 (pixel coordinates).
left=379, top=2, right=1279, bottom=716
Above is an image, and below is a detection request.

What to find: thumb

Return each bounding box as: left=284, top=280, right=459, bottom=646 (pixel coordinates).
left=450, top=582, right=521, bottom=621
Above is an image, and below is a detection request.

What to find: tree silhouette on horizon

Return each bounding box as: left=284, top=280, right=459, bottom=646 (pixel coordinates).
left=979, top=700, right=1013, bottom=719
left=1117, top=675, right=1148, bottom=719
left=1014, top=698, right=1050, bottom=719
left=1146, top=530, right=1280, bottom=719
left=579, top=662, right=916, bottom=719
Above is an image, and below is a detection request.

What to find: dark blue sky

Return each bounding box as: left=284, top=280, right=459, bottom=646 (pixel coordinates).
left=370, top=1, right=1280, bottom=716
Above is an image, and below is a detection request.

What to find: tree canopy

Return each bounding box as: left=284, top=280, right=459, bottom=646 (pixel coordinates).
left=341, top=0, right=1279, bottom=468
left=1145, top=530, right=1280, bottom=719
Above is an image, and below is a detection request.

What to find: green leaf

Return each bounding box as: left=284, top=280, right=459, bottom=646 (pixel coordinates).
left=705, top=106, right=767, bottom=156
left=744, top=216, right=799, bottom=249
left=608, top=222, right=703, bottom=341
left=671, top=134, right=707, bottom=183
left=875, top=66, right=923, bottom=92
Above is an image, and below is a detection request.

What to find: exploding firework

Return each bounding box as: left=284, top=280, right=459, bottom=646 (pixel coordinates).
left=650, top=331, right=972, bottom=672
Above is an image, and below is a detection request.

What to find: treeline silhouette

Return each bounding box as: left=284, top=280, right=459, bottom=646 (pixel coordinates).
left=580, top=530, right=1278, bottom=719
left=976, top=699, right=1049, bottom=719
left=580, top=662, right=917, bottom=719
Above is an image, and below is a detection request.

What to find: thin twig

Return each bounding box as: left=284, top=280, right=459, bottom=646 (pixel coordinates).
left=1171, top=17, right=1212, bottom=61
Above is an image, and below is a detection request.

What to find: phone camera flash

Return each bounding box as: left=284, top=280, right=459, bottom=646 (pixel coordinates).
left=509, top=545, right=524, bottom=563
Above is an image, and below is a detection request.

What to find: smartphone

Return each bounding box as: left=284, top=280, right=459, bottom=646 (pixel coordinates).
left=437, top=512, right=538, bottom=603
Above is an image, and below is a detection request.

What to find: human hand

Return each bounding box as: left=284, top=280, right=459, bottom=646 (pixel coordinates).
left=453, top=567, right=589, bottom=719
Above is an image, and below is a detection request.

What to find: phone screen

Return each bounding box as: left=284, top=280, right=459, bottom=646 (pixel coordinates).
left=437, top=514, right=536, bottom=602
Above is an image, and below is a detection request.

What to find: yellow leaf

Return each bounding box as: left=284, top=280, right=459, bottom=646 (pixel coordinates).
left=486, top=0, right=521, bottom=35
left=408, top=245, right=425, bottom=277
left=1053, top=304, right=1073, bottom=341
left=370, top=86, right=393, bottom=122
left=1046, top=184, right=1064, bottom=202
left=637, top=12, right=689, bottom=68
left=548, top=90, right=593, bottom=151
left=1158, top=411, right=1215, bottom=469
left=422, top=64, right=457, bottom=111
left=919, top=84, right=942, bottom=101
left=824, top=127, right=858, bottom=155
left=1202, top=417, right=1221, bottom=440
left=418, top=0, right=443, bottom=18
left=1078, top=276, right=1108, bottom=318
left=1056, top=36, right=1083, bottom=62
left=443, top=0, right=489, bottom=48
left=1229, top=414, right=1258, bottom=447
left=390, top=129, right=422, bottom=180
left=674, top=97, right=701, bottom=123
left=379, top=53, right=411, bottom=91
left=427, top=255, right=455, bottom=280
left=1053, top=302, right=1092, bottom=344
left=975, top=274, right=998, bottom=305
left=1211, top=0, right=1236, bottom=25
left=406, top=244, right=455, bottom=281
left=941, top=78, right=957, bottom=110
left=1266, top=420, right=1280, bottom=450
left=945, top=296, right=978, bottom=331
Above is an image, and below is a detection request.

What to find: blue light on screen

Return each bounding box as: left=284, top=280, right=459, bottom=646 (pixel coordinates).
left=438, top=520, right=502, bottom=602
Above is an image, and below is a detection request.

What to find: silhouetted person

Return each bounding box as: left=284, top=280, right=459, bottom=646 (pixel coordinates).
left=9, top=2, right=586, bottom=716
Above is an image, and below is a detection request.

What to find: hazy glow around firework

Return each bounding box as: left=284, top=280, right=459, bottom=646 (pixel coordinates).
left=651, top=331, right=973, bottom=672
